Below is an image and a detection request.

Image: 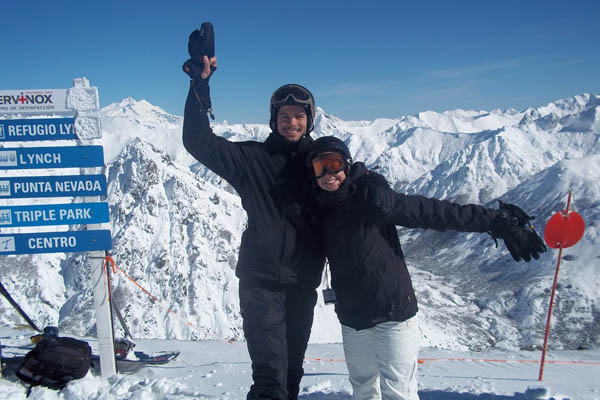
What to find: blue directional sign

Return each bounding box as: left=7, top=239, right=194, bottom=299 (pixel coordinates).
left=0, top=230, right=112, bottom=255
left=0, top=202, right=110, bottom=227
left=0, top=174, right=106, bottom=198
left=0, top=146, right=104, bottom=170
left=0, top=118, right=77, bottom=142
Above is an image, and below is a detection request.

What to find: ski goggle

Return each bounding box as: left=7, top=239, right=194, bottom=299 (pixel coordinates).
left=311, top=152, right=346, bottom=178
left=271, top=84, right=313, bottom=108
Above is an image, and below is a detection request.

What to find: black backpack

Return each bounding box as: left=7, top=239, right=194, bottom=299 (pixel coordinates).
left=16, top=336, right=92, bottom=389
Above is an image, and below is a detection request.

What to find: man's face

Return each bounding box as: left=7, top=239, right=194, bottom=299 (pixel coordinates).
left=277, top=105, right=307, bottom=142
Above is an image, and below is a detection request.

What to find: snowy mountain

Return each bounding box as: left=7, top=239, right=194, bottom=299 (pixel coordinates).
left=1, top=93, right=598, bottom=352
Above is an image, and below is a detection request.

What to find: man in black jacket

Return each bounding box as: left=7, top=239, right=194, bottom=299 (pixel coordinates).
left=182, top=27, right=325, bottom=400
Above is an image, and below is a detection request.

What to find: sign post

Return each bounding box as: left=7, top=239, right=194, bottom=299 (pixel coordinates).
left=72, top=77, right=116, bottom=377
left=0, top=78, right=116, bottom=376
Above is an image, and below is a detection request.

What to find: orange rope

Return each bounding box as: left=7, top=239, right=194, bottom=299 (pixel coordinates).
left=105, top=256, right=158, bottom=304
left=418, top=357, right=600, bottom=365
left=304, top=357, right=600, bottom=365
left=103, top=256, right=232, bottom=343
left=103, top=255, right=597, bottom=362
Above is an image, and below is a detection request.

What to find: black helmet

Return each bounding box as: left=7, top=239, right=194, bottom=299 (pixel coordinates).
left=269, top=84, right=315, bottom=134
left=307, top=136, right=352, bottom=165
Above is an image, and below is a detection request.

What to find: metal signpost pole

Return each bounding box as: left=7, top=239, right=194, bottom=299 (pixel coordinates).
left=89, top=244, right=116, bottom=376
left=70, top=78, right=116, bottom=377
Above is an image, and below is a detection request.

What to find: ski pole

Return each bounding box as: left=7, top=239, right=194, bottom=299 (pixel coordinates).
left=111, top=297, right=133, bottom=340
left=0, top=280, right=41, bottom=333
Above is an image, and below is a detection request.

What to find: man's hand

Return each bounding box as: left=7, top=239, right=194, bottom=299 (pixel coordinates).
left=201, top=55, right=217, bottom=79
left=182, top=55, right=217, bottom=80
left=183, top=22, right=217, bottom=80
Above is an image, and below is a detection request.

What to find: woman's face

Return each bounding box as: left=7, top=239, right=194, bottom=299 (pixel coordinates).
left=311, top=151, right=348, bottom=191
left=317, top=170, right=346, bottom=191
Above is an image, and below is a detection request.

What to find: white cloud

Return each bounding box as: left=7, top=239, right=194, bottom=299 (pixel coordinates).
left=428, top=59, right=521, bottom=79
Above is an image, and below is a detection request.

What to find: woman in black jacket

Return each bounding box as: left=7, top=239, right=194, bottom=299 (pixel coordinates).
left=307, top=136, right=546, bottom=400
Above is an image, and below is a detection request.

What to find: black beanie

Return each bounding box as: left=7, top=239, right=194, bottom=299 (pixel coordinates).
left=307, top=136, right=352, bottom=164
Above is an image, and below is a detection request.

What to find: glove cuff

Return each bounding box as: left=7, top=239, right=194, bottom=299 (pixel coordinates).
left=489, top=210, right=518, bottom=238
left=182, top=59, right=205, bottom=80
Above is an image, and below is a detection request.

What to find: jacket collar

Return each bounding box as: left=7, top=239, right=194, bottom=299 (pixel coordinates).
left=265, top=131, right=313, bottom=155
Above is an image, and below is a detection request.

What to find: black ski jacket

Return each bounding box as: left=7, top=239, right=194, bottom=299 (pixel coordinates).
left=183, top=82, right=325, bottom=288
left=315, top=163, right=501, bottom=330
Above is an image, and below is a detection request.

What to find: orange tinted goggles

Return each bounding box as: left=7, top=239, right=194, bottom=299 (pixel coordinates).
left=311, top=153, right=346, bottom=178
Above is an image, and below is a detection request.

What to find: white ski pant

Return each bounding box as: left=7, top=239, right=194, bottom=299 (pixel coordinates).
left=342, top=315, right=420, bottom=400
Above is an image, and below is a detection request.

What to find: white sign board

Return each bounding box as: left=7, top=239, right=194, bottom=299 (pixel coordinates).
left=0, top=89, right=69, bottom=114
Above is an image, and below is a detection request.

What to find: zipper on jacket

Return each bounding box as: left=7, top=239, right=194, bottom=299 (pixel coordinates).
left=376, top=268, right=395, bottom=317
left=278, top=225, right=287, bottom=266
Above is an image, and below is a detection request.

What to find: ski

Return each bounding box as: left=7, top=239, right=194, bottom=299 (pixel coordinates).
left=133, top=350, right=180, bottom=364
left=90, top=350, right=180, bottom=374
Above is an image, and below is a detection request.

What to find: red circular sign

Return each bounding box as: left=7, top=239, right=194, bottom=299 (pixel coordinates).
left=544, top=211, right=585, bottom=249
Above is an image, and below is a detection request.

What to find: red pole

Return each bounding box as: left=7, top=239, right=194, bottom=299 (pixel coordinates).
left=538, top=192, right=572, bottom=381
left=565, top=192, right=572, bottom=214
left=538, top=245, right=563, bottom=381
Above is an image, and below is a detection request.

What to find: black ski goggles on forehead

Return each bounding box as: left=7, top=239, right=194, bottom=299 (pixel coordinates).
left=311, top=152, right=347, bottom=178
left=271, top=84, right=313, bottom=107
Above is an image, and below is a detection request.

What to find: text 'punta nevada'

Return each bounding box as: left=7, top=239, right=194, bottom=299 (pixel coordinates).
left=11, top=180, right=102, bottom=194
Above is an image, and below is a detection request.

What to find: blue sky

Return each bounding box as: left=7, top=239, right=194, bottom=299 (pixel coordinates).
left=2, top=1, right=599, bottom=123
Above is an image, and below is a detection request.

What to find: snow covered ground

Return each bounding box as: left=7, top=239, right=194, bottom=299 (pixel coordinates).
left=1, top=326, right=599, bottom=399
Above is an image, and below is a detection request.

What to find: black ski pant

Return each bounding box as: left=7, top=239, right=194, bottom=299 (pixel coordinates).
left=239, top=279, right=318, bottom=400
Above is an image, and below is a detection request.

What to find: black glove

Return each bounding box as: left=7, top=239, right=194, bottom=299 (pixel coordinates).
left=182, top=22, right=216, bottom=80
left=489, top=201, right=547, bottom=262
left=183, top=22, right=216, bottom=119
